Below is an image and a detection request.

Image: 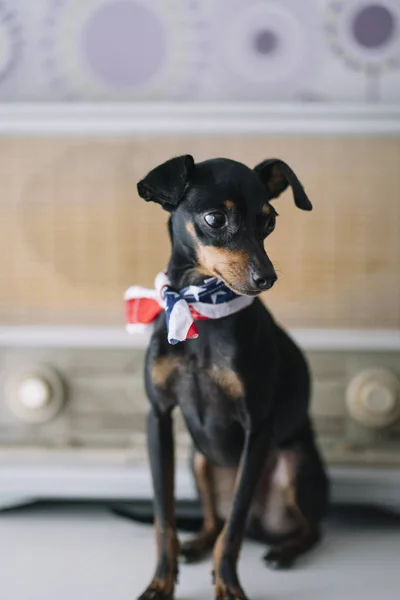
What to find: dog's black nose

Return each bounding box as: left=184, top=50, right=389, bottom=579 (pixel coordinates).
left=251, top=270, right=277, bottom=291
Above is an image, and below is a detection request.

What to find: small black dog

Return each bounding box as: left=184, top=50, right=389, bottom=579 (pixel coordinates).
left=136, top=155, right=329, bottom=600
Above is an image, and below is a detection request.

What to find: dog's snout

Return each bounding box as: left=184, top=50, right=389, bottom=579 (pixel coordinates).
left=251, top=269, right=277, bottom=291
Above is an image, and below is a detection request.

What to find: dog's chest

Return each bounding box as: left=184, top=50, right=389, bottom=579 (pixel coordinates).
left=175, top=325, right=245, bottom=406
left=149, top=319, right=252, bottom=463
left=172, top=348, right=246, bottom=463
left=179, top=357, right=245, bottom=412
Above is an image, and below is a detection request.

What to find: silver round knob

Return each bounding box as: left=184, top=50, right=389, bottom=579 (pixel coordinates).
left=17, top=377, right=51, bottom=410
left=4, top=365, right=64, bottom=423
left=346, top=368, right=400, bottom=429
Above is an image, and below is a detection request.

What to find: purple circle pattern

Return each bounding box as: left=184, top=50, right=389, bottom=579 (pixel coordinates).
left=352, top=4, right=395, bottom=49
left=42, top=0, right=206, bottom=100
left=325, top=1, right=400, bottom=74
left=212, top=0, right=322, bottom=99
left=82, top=1, right=167, bottom=87
left=253, top=30, right=279, bottom=55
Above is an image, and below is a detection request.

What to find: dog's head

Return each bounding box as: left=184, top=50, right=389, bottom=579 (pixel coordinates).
left=137, top=155, right=312, bottom=296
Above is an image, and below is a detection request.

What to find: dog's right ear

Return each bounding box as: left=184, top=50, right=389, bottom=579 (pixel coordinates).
left=137, top=155, right=195, bottom=212
left=254, top=158, right=312, bottom=211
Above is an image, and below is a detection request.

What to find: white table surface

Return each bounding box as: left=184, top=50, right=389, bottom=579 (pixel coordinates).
left=1, top=504, right=399, bottom=600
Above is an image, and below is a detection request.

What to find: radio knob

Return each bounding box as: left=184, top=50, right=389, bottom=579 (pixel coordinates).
left=5, top=365, right=65, bottom=423
left=346, top=368, right=400, bottom=429
left=18, top=377, right=51, bottom=410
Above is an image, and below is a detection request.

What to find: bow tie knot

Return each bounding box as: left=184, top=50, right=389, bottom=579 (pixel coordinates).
left=125, top=271, right=254, bottom=344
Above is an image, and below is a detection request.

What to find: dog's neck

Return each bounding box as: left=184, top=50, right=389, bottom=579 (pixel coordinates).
left=167, top=249, right=206, bottom=290
left=166, top=216, right=208, bottom=290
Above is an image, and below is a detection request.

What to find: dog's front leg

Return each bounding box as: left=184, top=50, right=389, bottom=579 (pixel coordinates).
left=213, top=423, right=271, bottom=600
left=138, top=408, right=178, bottom=600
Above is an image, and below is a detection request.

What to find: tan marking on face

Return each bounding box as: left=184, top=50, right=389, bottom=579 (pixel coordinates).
left=262, top=204, right=271, bottom=216
left=186, top=219, right=252, bottom=292
left=186, top=222, right=196, bottom=237
left=197, top=245, right=251, bottom=292
left=151, top=356, right=182, bottom=389
left=224, top=200, right=235, bottom=210
left=210, top=365, right=245, bottom=399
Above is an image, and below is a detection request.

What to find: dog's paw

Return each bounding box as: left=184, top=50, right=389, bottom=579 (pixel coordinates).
left=263, top=529, right=321, bottom=570
left=214, top=582, right=250, bottom=600
left=180, top=529, right=220, bottom=563
left=138, top=591, right=173, bottom=600
left=263, top=547, right=296, bottom=570
left=180, top=538, right=208, bottom=563
left=137, top=579, right=174, bottom=600
left=214, top=572, right=250, bottom=600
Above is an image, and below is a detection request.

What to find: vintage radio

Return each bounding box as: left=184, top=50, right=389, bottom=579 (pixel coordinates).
left=0, top=106, right=399, bottom=512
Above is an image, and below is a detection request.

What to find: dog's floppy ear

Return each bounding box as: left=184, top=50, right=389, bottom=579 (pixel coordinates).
left=137, top=155, right=195, bottom=212
left=254, top=158, right=312, bottom=211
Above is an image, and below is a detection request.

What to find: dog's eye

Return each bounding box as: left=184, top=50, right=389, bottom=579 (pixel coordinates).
left=204, top=212, right=226, bottom=229
left=263, top=214, right=276, bottom=237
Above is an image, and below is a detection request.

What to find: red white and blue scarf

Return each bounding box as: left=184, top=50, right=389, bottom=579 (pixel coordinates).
left=124, top=271, right=254, bottom=345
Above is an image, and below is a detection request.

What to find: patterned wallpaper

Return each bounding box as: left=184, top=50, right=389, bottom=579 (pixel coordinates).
left=0, top=0, right=400, bottom=102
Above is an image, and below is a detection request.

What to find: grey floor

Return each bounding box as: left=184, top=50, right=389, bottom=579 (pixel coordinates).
left=1, top=503, right=400, bottom=600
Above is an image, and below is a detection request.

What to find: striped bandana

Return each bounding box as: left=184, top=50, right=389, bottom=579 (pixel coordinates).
left=124, top=271, right=254, bottom=345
